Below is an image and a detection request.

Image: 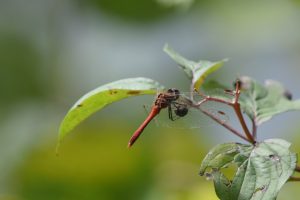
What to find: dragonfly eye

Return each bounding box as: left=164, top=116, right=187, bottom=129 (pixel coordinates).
left=167, top=88, right=180, bottom=99
left=167, top=88, right=175, bottom=93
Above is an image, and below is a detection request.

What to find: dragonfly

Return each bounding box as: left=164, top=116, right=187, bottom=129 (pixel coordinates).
left=128, top=88, right=188, bottom=147
left=128, top=88, right=232, bottom=148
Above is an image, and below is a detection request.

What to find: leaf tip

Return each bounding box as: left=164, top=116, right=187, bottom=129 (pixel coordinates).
left=57, top=118, right=70, bottom=149
left=163, top=43, right=172, bottom=54
left=222, top=58, right=229, bottom=62
left=163, top=43, right=169, bottom=50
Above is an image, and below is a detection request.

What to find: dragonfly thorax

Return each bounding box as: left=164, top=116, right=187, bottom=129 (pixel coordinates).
left=154, top=88, right=181, bottom=108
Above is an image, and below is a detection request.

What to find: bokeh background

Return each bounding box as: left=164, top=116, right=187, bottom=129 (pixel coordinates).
left=1, top=0, right=300, bottom=199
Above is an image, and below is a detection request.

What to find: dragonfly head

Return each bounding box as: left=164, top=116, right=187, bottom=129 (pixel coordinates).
left=167, top=88, right=180, bottom=100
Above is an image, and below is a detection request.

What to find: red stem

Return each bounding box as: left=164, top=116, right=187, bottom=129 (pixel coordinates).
left=232, top=80, right=255, bottom=143
left=197, top=97, right=255, bottom=143
left=233, top=103, right=255, bottom=144
left=203, top=96, right=233, bottom=106
left=252, top=118, right=257, bottom=140
left=128, top=106, right=161, bottom=148
left=200, top=107, right=250, bottom=142
left=194, top=80, right=255, bottom=144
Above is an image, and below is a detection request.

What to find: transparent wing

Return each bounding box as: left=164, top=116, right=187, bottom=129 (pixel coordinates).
left=144, top=104, right=230, bottom=129
left=177, top=88, right=235, bottom=106
left=142, top=88, right=235, bottom=129
left=161, top=108, right=229, bottom=129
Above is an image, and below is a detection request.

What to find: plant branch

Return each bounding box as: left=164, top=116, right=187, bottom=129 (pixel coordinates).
left=201, top=96, right=233, bottom=106
left=251, top=118, right=257, bottom=140
left=199, top=107, right=250, bottom=142
left=193, top=80, right=255, bottom=144
left=233, top=103, right=255, bottom=144
left=232, top=80, right=255, bottom=144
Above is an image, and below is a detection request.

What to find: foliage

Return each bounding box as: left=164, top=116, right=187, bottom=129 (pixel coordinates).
left=199, top=139, right=297, bottom=200
left=58, top=78, right=164, bottom=144
left=59, top=45, right=300, bottom=200
left=164, top=44, right=227, bottom=91
left=237, top=77, right=300, bottom=125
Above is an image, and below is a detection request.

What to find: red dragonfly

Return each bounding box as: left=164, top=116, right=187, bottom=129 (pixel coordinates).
left=128, top=88, right=190, bottom=148
left=128, top=88, right=231, bottom=147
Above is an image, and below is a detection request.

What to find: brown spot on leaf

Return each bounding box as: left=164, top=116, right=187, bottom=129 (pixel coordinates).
left=109, top=90, right=118, bottom=95
left=77, top=104, right=83, bottom=108
left=127, top=90, right=141, bottom=95
left=217, top=111, right=226, bottom=115
left=254, top=185, right=267, bottom=193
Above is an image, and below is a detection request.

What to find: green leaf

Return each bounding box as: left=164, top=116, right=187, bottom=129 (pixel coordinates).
left=212, top=161, right=249, bottom=200
left=239, top=139, right=297, bottom=200
left=199, top=139, right=297, bottom=200
left=58, top=77, right=164, bottom=144
left=200, top=80, right=237, bottom=103
left=238, top=76, right=300, bottom=125
left=199, top=143, right=252, bottom=176
left=163, top=44, right=226, bottom=90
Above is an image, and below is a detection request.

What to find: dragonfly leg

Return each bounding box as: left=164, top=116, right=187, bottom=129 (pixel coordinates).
left=168, top=105, right=176, bottom=121
left=169, top=104, right=185, bottom=121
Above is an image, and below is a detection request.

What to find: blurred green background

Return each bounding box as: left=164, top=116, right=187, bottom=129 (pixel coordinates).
left=1, top=0, right=300, bottom=199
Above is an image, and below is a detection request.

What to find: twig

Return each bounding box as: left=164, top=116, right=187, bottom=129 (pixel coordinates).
left=232, top=81, right=255, bottom=144
left=199, top=107, right=250, bottom=142
left=197, top=96, right=233, bottom=107
left=251, top=118, right=257, bottom=140
left=193, top=81, right=255, bottom=144
left=233, top=103, right=255, bottom=144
